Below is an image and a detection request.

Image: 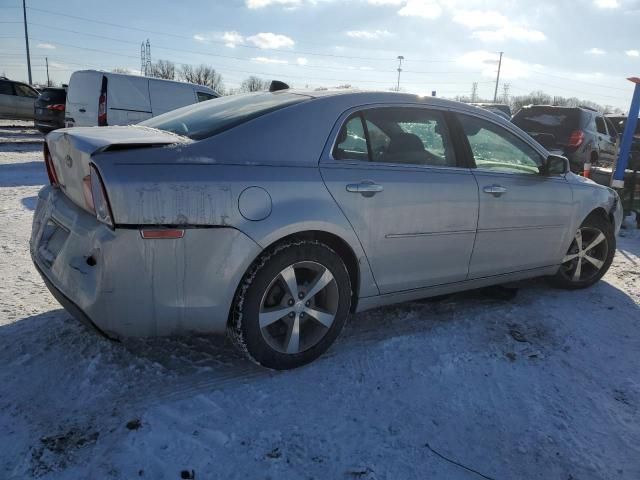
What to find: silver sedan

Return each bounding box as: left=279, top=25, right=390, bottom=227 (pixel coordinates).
left=30, top=90, right=623, bottom=369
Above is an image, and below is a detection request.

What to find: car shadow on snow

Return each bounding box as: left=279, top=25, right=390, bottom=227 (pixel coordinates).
left=0, top=161, right=46, bottom=187
left=21, top=195, right=38, bottom=210
left=2, top=277, right=638, bottom=399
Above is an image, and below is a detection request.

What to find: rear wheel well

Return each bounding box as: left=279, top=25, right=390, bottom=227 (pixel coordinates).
left=239, top=231, right=361, bottom=314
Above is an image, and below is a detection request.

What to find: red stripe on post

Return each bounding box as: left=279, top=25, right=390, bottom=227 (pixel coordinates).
left=140, top=229, right=185, bottom=239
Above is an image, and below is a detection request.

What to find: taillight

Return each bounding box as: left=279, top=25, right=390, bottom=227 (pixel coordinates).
left=43, top=142, right=59, bottom=186
left=46, top=104, right=65, bottom=111
left=568, top=130, right=585, bottom=148
left=98, top=76, right=108, bottom=126
left=140, top=229, right=185, bottom=239
left=89, top=165, right=114, bottom=228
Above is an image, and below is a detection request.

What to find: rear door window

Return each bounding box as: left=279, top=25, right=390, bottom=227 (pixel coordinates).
left=362, top=107, right=455, bottom=167
left=0, top=81, right=14, bottom=95
left=197, top=92, right=216, bottom=102
left=15, top=84, right=38, bottom=98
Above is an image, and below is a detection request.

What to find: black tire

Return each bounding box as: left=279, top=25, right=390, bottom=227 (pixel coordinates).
left=228, top=240, right=352, bottom=370
left=549, top=214, right=615, bottom=290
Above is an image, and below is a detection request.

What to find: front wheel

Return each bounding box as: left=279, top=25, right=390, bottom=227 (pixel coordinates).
left=550, top=215, right=615, bottom=289
left=229, top=240, right=352, bottom=370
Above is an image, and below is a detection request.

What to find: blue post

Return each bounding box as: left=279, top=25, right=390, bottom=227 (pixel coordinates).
left=612, top=77, right=640, bottom=188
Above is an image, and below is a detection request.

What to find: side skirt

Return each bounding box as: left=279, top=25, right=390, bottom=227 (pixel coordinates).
left=356, top=265, right=559, bottom=313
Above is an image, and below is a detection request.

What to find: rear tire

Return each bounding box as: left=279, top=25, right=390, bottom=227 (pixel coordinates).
left=549, top=214, right=615, bottom=290
left=228, top=240, right=352, bottom=370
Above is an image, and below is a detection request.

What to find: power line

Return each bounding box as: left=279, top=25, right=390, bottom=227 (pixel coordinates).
left=23, top=6, right=458, bottom=64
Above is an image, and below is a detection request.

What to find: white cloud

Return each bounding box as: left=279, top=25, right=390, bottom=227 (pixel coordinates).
left=36, top=43, right=56, bottom=49
left=472, top=25, right=546, bottom=43
left=585, top=47, right=606, bottom=55
left=222, top=31, right=244, bottom=48
left=296, top=57, right=308, bottom=65
left=246, top=32, right=295, bottom=49
left=626, top=50, right=640, bottom=57
left=346, top=29, right=392, bottom=40
left=594, top=0, right=619, bottom=8
left=194, top=31, right=245, bottom=47
left=398, top=0, right=443, bottom=19
left=453, top=9, right=545, bottom=43
left=366, top=0, right=404, bottom=4
left=453, top=10, right=508, bottom=28
left=246, top=0, right=301, bottom=8
left=456, top=50, right=539, bottom=80
left=251, top=56, right=289, bottom=64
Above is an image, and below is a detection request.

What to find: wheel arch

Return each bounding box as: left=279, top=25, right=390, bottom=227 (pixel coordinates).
left=228, top=229, right=365, bottom=332
left=582, top=207, right=615, bottom=233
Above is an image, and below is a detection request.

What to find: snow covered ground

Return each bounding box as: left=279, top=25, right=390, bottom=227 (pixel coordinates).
left=1, top=122, right=639, bottom=480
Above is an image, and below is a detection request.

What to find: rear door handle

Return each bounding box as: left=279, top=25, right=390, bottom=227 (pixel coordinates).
left=346, top=181, right=384, bottom=197
left=79, top=108, right=86, bottom=113
left=483, top=185, right=507, bottom=197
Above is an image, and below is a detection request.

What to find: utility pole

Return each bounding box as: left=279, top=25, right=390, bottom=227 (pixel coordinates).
left=45, top=57, right=50, bottom=86
left=493, top=51, right=503, bottom=103
left=22, top=0, right=32, bottom=85
left=396, top=55, right=404, bottom=92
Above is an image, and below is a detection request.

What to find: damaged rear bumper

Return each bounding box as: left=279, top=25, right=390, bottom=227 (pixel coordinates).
left=30, top=186, right=261, bottom=338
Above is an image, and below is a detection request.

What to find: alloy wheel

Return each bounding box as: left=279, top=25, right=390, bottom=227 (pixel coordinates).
left=560, top=227, right=609, bottom=283
left=259, top=261, right=339, bottom=354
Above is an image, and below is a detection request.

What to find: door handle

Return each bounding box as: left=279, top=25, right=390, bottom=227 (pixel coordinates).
left=483, top=185, right=507, bottom=197
left=346, top=181, right=384, bottom=197
left=79, top=108, right=86, bottom=113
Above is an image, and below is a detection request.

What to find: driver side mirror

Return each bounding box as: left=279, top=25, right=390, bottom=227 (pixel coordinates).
left=542, top=154, right=570, bottom=175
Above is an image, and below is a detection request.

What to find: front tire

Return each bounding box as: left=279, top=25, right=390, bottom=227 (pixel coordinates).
left=229, top=240, right=352, bottom=370
left=550, top=214, right=615, bottom=289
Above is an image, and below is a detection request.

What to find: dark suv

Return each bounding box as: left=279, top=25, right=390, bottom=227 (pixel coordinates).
left=512, top=105, right=619, bottom=173
left=34, top=87, right=67, bottom=134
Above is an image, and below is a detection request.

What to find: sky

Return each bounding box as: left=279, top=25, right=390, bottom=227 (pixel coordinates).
left=1, top=0, right=639, bottom=109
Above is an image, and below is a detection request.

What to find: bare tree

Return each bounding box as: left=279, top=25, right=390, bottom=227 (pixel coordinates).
left=240, top=76, right=269, bottom=92
left=150, top=59, right=176, bottom=80
left=112, top=67, right=132, bottom=74
left=180, top=64, right=224, bottom=93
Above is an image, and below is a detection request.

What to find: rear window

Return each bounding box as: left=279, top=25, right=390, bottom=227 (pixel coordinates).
left=39, top=88, right=66, bottom=102
left=513, top=107, right=582, bottom=132
left=140, top=92, right=309, bottom=140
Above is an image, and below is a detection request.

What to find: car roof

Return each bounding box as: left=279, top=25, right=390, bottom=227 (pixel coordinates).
left=283, top=89, right=485, bottom=114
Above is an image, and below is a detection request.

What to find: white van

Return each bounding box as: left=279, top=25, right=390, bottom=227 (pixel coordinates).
left=65, top=70, right=218, bottom=127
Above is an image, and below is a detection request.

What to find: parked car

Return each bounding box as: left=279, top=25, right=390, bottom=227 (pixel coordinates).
left=34, top=87, right=67, bottom=134
left=0, top=76, right=40, bottom=120
left=605, top=113, right=640, bottom=170
left=65, top=70, right=219, bottom=128
left=470, top=103, right=512, bottom=120
left=512, top=105, right=618, bottom=173
left=31, top=90, right=622, bottom=370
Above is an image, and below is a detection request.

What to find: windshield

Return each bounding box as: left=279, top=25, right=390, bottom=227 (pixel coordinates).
left=140, top=92, right=310, bottom=140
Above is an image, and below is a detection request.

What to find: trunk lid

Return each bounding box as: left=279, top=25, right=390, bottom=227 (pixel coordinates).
left=46, top=126, right=190, bottom=212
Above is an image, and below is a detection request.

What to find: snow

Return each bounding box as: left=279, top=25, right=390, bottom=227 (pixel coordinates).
left=1, top=121, right=639, bottom=479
